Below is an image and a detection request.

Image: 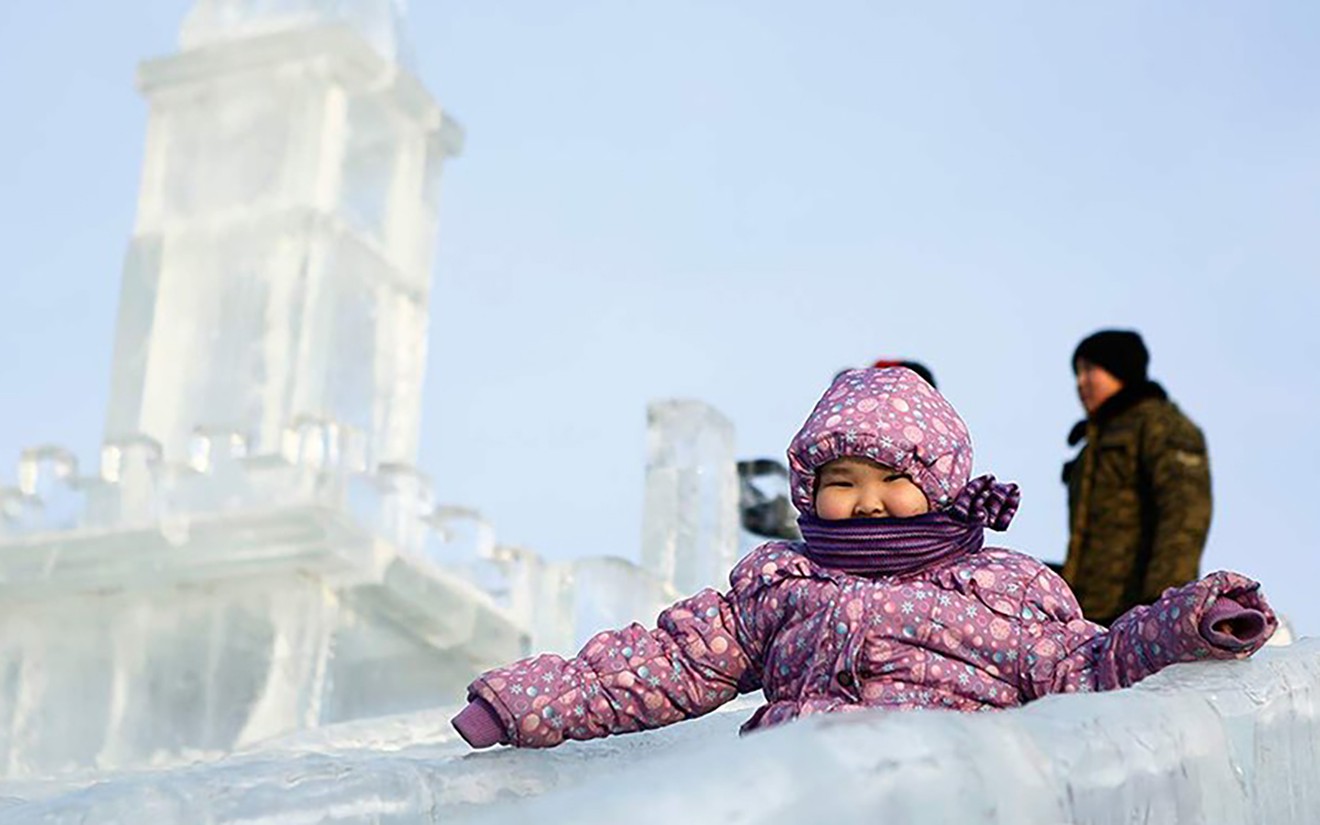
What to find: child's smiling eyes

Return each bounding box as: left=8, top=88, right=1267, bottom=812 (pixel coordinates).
left=822, top=474, right=909, bottom=487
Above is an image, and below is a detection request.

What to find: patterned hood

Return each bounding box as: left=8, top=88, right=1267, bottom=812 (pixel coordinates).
left=788, top=367, right=973, bottom=515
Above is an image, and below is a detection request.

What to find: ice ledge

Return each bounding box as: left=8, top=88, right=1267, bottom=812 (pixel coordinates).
left=3, top=640, right=1316, bottom=824
left=138, top=25, right=459, bottom=152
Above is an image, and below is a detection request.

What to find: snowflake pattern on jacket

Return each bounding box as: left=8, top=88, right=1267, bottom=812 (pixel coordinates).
left=468, top=543, right=1273, bottom=748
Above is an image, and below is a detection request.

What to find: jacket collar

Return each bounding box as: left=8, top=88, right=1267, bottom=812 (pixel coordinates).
left=1067, top=380, right=1168, bottom=446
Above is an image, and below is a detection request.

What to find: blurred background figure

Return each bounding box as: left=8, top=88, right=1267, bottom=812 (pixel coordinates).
left=737, top=457, right=798, bottom=540
left=1061, top=329, right=1212, bottom=626
left=868, top=359, right=937, bottom=389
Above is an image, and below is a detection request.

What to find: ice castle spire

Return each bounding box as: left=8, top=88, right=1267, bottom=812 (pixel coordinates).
left=104, top=0, right=462, bottom=469
left=180, top=0, right=414, bottom=66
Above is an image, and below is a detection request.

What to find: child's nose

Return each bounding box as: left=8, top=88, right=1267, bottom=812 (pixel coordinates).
left=854, top=494, right=886, bottom=518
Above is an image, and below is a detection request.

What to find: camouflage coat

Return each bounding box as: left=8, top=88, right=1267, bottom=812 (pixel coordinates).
left=1061, top=382, right=1212, bottom=624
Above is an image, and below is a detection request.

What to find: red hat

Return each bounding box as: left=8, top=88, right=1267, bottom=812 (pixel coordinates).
left=871, top=359, right=937, bottom=389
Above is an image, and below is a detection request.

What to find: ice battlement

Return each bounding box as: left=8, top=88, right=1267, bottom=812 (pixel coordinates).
left=0, top=397, right=735, bottom=646
left=0, top=400, right=738, bottom=780
left=0, top=415, right=539, bottom=780
left=0, top=422, right=502, bottom=606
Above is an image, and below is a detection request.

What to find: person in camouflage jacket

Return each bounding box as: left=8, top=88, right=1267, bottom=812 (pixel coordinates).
left=1062, top=330, right=1212, bottom=625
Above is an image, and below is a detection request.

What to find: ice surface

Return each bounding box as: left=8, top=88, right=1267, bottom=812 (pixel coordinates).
left=640, top=400, right=740, bottom=596
left=1, top=641, right=1313, bottom=824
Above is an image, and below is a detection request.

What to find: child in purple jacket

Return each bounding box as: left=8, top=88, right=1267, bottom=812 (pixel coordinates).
left=452, top=367, right=1274, bottom=748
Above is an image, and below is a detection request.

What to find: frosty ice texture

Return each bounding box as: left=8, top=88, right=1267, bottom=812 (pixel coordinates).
left=640, top=400, right=740, bottom=596
left=2, top=641, right=1314, bottom=824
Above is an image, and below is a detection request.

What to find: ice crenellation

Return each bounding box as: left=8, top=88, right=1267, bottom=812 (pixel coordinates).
left=0, top=400, right=737, bottom=780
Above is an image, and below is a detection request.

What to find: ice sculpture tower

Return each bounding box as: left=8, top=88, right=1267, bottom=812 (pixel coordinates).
left=0, top=2, right=532, bottom=781
left=105, top=0, right=460, bottom=469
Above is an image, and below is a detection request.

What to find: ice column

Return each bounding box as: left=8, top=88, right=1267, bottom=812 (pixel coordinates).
left=640, top=401, right=739, bottom=596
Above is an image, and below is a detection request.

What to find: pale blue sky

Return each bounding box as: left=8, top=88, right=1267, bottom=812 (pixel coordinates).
left=1, top=2, right=1317, bottom=632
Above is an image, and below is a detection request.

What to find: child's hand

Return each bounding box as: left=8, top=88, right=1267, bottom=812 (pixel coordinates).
left=1211, top=612, right=1267, bottom=639
left=452, top=698, right=508, bottom=749
left=1200, top=596, right=1271, bottom=650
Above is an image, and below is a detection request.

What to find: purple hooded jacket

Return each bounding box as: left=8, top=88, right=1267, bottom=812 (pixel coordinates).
left=455, top=369, right=1275, bottom=749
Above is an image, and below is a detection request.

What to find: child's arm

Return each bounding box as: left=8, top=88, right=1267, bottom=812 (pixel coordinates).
left=1018, top=567, right=1275, bottom=700
left=455, top=587, right=757, bottom=748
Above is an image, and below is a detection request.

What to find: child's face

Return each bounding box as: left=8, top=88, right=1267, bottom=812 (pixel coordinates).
left=814, top=457, right=931, bottom=520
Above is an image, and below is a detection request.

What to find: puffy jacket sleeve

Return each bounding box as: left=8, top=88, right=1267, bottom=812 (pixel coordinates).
left=465, top=587, right=756, bottom=748
left=1019, top=568, right=1275, bottom=700
left=1138, top=412, right=1213, bottom=602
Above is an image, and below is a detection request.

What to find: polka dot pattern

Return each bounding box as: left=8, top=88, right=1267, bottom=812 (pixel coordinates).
left=466, top=545, right=1274, bottom=747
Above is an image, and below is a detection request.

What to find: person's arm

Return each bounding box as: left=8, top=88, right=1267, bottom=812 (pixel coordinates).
left=1139, top=413, right=1212, bottom=602
left=1018, top=568, right=1275, bottom=700
left=456, top=587, right=756, bottom=749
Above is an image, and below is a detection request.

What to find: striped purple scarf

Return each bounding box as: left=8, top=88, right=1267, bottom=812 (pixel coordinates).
left=797, top=475, right=1020, bottom=577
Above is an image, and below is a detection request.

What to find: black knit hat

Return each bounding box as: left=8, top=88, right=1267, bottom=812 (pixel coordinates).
left=1072, top=329, right=1149, bottom=386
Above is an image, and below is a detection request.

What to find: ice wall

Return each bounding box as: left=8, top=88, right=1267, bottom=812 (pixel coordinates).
left=0, top=393, right=742, bottom=779
left=3, top=641, right=1315, bottom=824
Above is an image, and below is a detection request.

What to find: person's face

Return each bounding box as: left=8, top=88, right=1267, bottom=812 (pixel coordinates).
left=1074, top=357, right=1124, bottom=415
left=814, top=457, right=930, bottom=520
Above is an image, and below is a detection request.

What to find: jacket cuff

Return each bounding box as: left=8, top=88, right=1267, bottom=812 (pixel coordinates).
left=451, top=697, right=508, bottom=748
left=1199, top=596, right=1270, bottom=650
